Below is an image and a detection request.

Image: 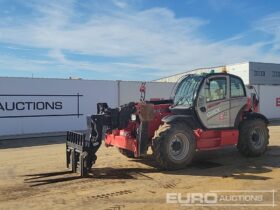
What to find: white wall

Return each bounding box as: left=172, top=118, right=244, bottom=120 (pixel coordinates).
left=227, top=62, right=250, bottom=85
left=249, top=62, right=280, bottom=85
left=0, top=77, right=118, bottom=136
left=259, top=85, right=280, bottom=119
left=0, top=77, right=174, bottom=137
left=119, top=81, right=175, bottom=105
left=0, top=77, right=278, bottom=137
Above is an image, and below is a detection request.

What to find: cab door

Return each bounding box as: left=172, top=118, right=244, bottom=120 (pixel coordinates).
left=196, top=75, right=231, bottom=129
left=229, top=76, right=248, bottom=127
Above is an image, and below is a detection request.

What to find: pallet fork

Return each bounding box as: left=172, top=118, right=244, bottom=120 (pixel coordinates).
left=66, top=116, right=101, bottom=177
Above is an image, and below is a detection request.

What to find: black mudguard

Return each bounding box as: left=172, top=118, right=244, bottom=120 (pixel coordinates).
left=161, top=115, right=200, bottom=129
left=243, top=112, right=269, bottom=124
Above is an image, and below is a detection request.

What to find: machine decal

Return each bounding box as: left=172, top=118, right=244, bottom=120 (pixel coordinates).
left=207, top=99, right=229, bottom=109
left=219, top=112, right=227, bottom=120
left=206, top=107, right=221, bottom=118
left=207, top=101, right=221, bottom=109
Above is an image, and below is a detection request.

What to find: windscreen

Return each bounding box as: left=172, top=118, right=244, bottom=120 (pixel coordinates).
left=173, top=75, right=203, bottom=107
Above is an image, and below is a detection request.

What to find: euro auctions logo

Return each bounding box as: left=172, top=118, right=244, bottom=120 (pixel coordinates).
left=166, top=190, right=277, bottom=207
left=0, top=101, right=62, bottom=111
left=167, top=192, right=217, bottom=205
left=0, top=94, right=83, bottom=118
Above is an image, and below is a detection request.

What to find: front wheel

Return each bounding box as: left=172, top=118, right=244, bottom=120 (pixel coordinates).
left=152, top=122, right=195, bottom=170
left=237, top=119, right=269, bottom=157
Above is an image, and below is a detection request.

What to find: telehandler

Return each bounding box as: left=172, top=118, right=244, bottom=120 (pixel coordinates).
left=66, top=72, right=269, bottom=176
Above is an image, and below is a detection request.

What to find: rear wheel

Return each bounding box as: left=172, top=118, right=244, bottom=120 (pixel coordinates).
left=152, top=122, right=195, bottom=170
left=237, top=119, right=269, bottom=157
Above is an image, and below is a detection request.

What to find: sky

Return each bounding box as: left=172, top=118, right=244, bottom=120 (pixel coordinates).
left=0, top=0, right=280, bottom=81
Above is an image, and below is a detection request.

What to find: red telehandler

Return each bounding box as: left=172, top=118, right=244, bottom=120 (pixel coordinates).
left=66, top=72, right=269, bottom=176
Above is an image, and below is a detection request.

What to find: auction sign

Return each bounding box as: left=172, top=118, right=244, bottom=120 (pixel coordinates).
left=0, top=94, right=83, bottom=118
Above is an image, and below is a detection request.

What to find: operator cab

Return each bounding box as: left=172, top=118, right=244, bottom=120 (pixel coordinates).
left=171, top=72, right=248, bottom=129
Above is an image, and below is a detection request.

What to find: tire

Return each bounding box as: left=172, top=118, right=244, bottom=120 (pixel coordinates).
left=237, top=119, right=269, bottom=157
left=118, top=148, right=135, bottom=158
left=152, top=122, right=195, bottom=170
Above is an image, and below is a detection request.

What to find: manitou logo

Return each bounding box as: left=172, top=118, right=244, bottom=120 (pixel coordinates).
left=276, top=98, right=280, bottom=107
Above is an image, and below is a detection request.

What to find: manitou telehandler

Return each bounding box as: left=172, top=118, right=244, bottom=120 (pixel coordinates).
left=66, top=72, right=269, bottom=176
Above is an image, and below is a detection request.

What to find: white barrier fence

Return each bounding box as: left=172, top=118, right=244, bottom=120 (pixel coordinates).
left=258, top=85, right=280, bottom=119
left=0, top=77, right=174, bottom=137
left=0, top=77, right=278, bottom=138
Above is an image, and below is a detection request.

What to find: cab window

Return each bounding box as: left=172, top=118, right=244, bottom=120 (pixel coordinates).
left=230, top=77, right=245, bottom=97
left=206, top=77, right=227, bottom=102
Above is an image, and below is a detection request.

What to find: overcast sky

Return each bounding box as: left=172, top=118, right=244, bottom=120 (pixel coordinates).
left=0, top=0, right=280, bottom=80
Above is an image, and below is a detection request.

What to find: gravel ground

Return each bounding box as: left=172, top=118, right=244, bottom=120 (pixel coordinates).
left=0, top=123, right=279, bottom=210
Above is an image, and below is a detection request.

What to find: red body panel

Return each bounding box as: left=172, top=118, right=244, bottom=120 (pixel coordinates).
left=105, top=133, right=138, bottom=154
left=104, top=97, right=253, bottom=156
left=246, top=97, right=259, bottom=113
left=105, top=102, right=172, bottom=156
left=146, top=103, right=172, bottom=139
left=105, top=128, right=239, bottom=156
left=194, top=129, right=239, bottom=150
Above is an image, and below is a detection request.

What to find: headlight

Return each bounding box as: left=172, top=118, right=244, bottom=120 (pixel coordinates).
left=131, top=114, right=137, bottom=121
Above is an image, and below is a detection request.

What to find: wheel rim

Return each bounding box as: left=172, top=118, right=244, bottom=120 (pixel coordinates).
left=168, top=133, right=189, bottom=161
left=250, top=127, right=265, bottom=149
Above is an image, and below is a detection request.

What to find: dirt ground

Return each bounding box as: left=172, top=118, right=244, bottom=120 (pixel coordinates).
left=0, top=123, right=280, bottom=210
